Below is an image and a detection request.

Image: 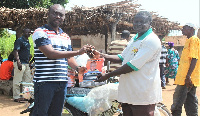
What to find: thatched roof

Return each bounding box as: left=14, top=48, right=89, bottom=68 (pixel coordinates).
left=0, top=0, right=180, bottom=36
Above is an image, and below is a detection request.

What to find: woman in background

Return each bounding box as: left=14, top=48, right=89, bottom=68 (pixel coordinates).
left=165, top=42, right=180, bottom=84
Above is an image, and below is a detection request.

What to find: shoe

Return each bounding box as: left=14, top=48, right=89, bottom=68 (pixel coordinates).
left=162, top=87, right=166, bottom=89
left=14, top=98, right=26, bottom=103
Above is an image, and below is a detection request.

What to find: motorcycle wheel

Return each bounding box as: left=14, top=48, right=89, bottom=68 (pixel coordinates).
left=64, top=102, right=88, bottom=116
left=156, top=103, right=172, bottom=116
left=98, top=101, right=121, bottom=116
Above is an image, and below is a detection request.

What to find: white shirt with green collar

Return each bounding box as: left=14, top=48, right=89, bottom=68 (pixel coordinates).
left=117, top=28, right=162, bottom=105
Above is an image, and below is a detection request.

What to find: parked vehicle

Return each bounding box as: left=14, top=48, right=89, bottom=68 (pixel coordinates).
left=19, top=74, right=172, bottom=116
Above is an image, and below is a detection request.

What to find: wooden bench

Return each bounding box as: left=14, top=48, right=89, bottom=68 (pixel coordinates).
left=0, top=80, right=13, bottom=96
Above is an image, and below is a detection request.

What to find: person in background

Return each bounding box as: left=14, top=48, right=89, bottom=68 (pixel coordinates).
left=96, top=11, right=162, bottom=116
left=0, top=53, right=14, bottom=80
left=197, top=28, right=200, bottom=39
left=32, top=4, right=92, bottom=116
left=159, top=35, right=168, bottom=89
left=171, top=23, right=200, bottom=116
left=107, top=30, right=130, bottom=72
left=0, top=55, right=2, bottom=67
left=165, top=42, right=180, bottom=84
left=13, top=28, right=32, bottom=102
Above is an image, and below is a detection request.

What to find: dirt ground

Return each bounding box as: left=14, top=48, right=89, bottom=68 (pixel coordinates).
left=0, top=79, right=199, bottom=116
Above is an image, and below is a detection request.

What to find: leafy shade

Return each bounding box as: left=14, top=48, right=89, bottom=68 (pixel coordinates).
left=0, top=31, right=16, bottom=59
left=0, top=0, right=68, bottom=9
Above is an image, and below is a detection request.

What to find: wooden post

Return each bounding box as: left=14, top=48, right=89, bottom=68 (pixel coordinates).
left=197, top=28, right=200, bottom=39
left=111, top=22, right=117, bottom=42
left=104, top=25, right=109, bottom=54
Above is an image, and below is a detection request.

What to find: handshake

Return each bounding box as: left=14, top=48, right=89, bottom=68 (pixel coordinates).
left=80, top=44, right=101, bottom=59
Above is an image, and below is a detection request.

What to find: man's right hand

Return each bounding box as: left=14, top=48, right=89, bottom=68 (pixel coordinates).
left=78, top=44, right=94, bottom=55
left=17, top=61, right=22, bottom=71
left=185, top=76, right=192, bottom=88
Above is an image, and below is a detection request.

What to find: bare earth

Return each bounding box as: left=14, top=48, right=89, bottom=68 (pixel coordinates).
left=0, top=79, right=199, bottom=116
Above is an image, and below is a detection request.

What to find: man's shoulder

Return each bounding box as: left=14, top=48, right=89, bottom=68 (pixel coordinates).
left=32, top=26, right=49, bottom=39
left=144, top=32, right=160, bottom=47
left=60, top=32, right=70, bottom=38
left=190, top=35, right=200, bottom=41
left=15, top=37, right=24, bottom=43
left=1, top=61, right=13, bottom=66
left=34, top=26, right=48, bottom=34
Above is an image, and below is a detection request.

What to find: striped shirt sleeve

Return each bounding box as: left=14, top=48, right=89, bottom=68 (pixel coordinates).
left=32, top=29, right=51, bottom=48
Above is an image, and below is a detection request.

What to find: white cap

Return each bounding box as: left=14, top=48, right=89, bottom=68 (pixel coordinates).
left=185, top=23, right=198, bottom=30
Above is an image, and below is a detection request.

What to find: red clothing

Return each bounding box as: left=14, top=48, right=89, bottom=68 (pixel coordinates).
left=0, top=60, right=14, bottom=80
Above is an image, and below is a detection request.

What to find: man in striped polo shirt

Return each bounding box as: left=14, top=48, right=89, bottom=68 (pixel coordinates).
left=32, top=4, right=92, bottom=116
left=159, top=37, right=168, bottom=89
left=108, top=30, right=130, bottom=72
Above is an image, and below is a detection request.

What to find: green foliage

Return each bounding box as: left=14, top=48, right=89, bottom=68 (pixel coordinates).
left=0, top=30, right=34, bottom=59
left=0, top=29, right=10, bottom=38
left=29, top=36, right=34, bottom=58
left=0, top=31, right=16, bottom=59
left=0, top=0, right=69, bottom=9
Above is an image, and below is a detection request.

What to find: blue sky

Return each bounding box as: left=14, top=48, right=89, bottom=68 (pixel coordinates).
left=65, top=0, right=199, bottom=27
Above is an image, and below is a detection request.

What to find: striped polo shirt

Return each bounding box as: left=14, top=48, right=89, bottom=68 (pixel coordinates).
left=32, top=24, right=72, bottom=82
left=159, top=45, right=168, bottom=66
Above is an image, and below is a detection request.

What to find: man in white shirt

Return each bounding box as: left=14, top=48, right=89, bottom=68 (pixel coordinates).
left=96, top=11, right=162, bottom=116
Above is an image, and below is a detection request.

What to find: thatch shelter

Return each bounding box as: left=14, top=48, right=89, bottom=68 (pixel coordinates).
left=0, top=0, right=180, bottom=52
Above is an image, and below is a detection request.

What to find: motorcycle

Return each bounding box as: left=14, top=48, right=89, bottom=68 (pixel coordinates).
left=19, top=59, right=171, bottom=116
left=19, top=76, right=172, bottom=116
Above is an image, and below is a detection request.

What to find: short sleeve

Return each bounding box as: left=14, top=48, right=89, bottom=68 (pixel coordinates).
left=14, top=39, right=21, bottom=50
left=32, top=29, right=51, bottom=48
left=128, top=46, right=156, bottom=70
left=118, top=54, right=124, bottom=61
left=68, top=45, right=73, bottom=51
left=128, top=39, right=161, bottom=70
left=189, top=37, right=199, bottom=59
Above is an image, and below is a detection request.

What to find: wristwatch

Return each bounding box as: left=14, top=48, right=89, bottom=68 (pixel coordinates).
left=75, top=66, right=81, bottom=72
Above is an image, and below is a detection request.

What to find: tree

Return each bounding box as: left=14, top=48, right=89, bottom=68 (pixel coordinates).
left=0, top=0, right=68, bottom=9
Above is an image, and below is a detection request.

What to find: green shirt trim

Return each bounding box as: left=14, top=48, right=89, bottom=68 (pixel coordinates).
left=118, top=54, right=123, bottom=61
left=133, top=28, right=153, bottom=42
left=127, top=62, right=139, bottom=71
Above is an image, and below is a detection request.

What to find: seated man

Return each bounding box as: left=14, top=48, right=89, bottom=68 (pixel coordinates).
left=0, top=53, right=14, bottom=80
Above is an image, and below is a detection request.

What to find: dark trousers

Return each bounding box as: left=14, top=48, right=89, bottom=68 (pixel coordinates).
left=122, top=103, right=155, bottom=116
left=171, top=85, right=198, bottom=116
left=33, top=81, right=68, bottom=116
left=159, top=64, right=166, bottom=87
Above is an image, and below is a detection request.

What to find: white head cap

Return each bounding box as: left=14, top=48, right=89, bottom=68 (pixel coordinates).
left=185, top=23, right=198, bottom=30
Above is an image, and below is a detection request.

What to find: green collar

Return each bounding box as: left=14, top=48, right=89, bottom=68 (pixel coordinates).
left=133, top=28, right=153, bottom=42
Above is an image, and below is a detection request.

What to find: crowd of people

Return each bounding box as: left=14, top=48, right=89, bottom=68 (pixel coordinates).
left=0, top=3, right=199, bottom=116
